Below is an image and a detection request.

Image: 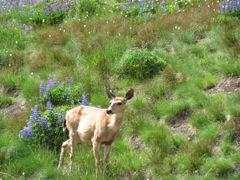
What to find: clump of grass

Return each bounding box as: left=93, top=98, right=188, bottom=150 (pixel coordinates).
left=205, top=93, right=227, bottom=122
left=190, top=111, right=213, bottom=129
left=178, top=30, right=199, bottom=45
left=195, top=123, right=220, bottom=141
left=21, top=75, right=40, bottom=99
left=0, top=69, right=24, bottom=88
left=201, top=157, right=235, bottom=178
left=0, top=95, right=15, bottom=108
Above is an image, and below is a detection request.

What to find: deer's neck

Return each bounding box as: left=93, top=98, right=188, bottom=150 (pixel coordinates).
left=109, top=112, right=124, bottom=130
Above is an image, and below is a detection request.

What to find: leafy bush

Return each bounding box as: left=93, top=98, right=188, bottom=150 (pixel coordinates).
left=39, top=75, right=83, bottom=106
left=118, top=46, right=166, bottom=79
left=18, top=75, right=91, bottom=150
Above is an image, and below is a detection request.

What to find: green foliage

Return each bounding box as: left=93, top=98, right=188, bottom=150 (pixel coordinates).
left=19, top=75, right=90, bottom=151
left=43, top=84, right=82, bottom=106
left=31, top=2, right=71, bottom=25
left=201, top=158, right=234, bottom=178
left=121, top=0, right=157, bottom=19
left=30, top=105, right=69, bottom=151
left=119, top=48, right=166, bottom=79
left=77, top=0, right=100, bottom=17
left=0, top=95, right=14, bottom=108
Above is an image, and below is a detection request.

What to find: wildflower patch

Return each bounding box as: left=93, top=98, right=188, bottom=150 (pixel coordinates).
left=19, top=75, right=91, bottom=150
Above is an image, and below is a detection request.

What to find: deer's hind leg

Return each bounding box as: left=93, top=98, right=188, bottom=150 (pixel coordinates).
left=58, top=139, right=71, bottom=169
left=69, top=131, right=80, bottom=171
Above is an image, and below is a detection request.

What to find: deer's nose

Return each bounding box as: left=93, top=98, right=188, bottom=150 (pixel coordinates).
left=106, top=109, right=113, bottom=115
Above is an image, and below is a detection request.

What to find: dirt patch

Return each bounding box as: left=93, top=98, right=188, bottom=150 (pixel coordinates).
left=0, top=85, right=27, bottom=116
left=129, top=134, right=145, bottom=151
left=0, top=96, right=27, bottom=116
left=207, top=77, right=240, bottom=94
left=234, top=133, right=240, bottom=147
left=0, top=85, right=18, bottom=96
left=168, top=110, right=195, bottom=140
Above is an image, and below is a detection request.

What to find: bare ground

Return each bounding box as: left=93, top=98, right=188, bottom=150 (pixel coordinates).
left=0, top=85, right=27, bottom=117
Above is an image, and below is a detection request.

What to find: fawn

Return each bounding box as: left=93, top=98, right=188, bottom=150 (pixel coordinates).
left=58, top=89, right=134, bottom=179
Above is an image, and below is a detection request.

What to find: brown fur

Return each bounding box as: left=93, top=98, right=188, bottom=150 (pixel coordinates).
left=58, top=89, right=134, bottom=179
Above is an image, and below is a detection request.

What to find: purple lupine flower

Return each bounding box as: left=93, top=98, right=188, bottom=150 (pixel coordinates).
left=70, top=76, right=74, bottom=84
left=38, top=116, right=51, bottom=130
left=54, top=2, right=61, bottom=12
left=53, top=74, right=57, bottom=88
left=160, top=1, right=167, bottom=14
left=48, top=74, right=54, bottom=89
left=66, top=86, right=71, bottom=102
left=39, top=81, right=46, bottom=98
left=57, top=113, right=62, bottom=125
left=32, top=105, right=39, bottom=121
left=138, top=0, right=145, bottom=6
left=120, top=5, right=125, bottom=10
left=18, top=126, right=34, bottom=139
left=24, top=24, right=29, bottom=35
left=142, top=41, right=148, bottom=48
left=220, top=0, right=240, bottom=13
left=71, top=100, right=75, bottom=108
left=160, top=1, right=166, bottom=7
left=80, top=92, right=89, bottom=106
left=43, top=3, right=53, bottom=16
left=66, top=77, right=69, bottom=84
left=46, top=101, right=52, bottom=114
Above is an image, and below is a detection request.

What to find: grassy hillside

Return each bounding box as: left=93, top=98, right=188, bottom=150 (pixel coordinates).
left=1, top=0, right=240, bottom=179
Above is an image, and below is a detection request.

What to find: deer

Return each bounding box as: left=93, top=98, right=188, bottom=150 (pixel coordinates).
left=57, top=89, right=134, bottom=179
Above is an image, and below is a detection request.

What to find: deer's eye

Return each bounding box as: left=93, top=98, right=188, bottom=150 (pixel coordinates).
left=117, top=103, right=122, bottom=106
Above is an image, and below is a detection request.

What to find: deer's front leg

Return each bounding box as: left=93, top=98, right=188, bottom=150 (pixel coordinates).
left=103, top=145, right=111, bottom=177
left=92, top=141, right=100, bottom=179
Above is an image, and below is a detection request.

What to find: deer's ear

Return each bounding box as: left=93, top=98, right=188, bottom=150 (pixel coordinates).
left=125, top=89, right=134, bottom=100
left=106, top=89, right=116, bottom=99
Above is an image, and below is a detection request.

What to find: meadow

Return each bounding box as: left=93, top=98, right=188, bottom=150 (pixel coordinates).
left=0, top=0, right=240, bottom=179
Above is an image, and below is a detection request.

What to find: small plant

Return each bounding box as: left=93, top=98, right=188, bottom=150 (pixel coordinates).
left=118, top=45, right=166, bottom=79
left=18, top=75, right=91, bottom=150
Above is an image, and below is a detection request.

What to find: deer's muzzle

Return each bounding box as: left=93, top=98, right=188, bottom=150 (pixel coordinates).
left=106, top=109, right=113, bottom=115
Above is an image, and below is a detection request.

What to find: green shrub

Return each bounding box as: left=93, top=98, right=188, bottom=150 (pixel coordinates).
left=18, top=75, right=91, bottom=151
left=118, top=47, right=166, bottom=79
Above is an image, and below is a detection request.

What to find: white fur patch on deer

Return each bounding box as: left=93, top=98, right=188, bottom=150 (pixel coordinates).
left=58, top=89, right=134, bottom=179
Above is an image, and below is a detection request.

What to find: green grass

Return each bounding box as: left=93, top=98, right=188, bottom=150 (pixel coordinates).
left=0, top=95, right=15, bottom=108
left=1, top=0, right=240, bottom=179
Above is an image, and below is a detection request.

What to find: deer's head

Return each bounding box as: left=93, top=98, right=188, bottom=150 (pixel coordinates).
left=106, top=89, right=134, bottom=115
